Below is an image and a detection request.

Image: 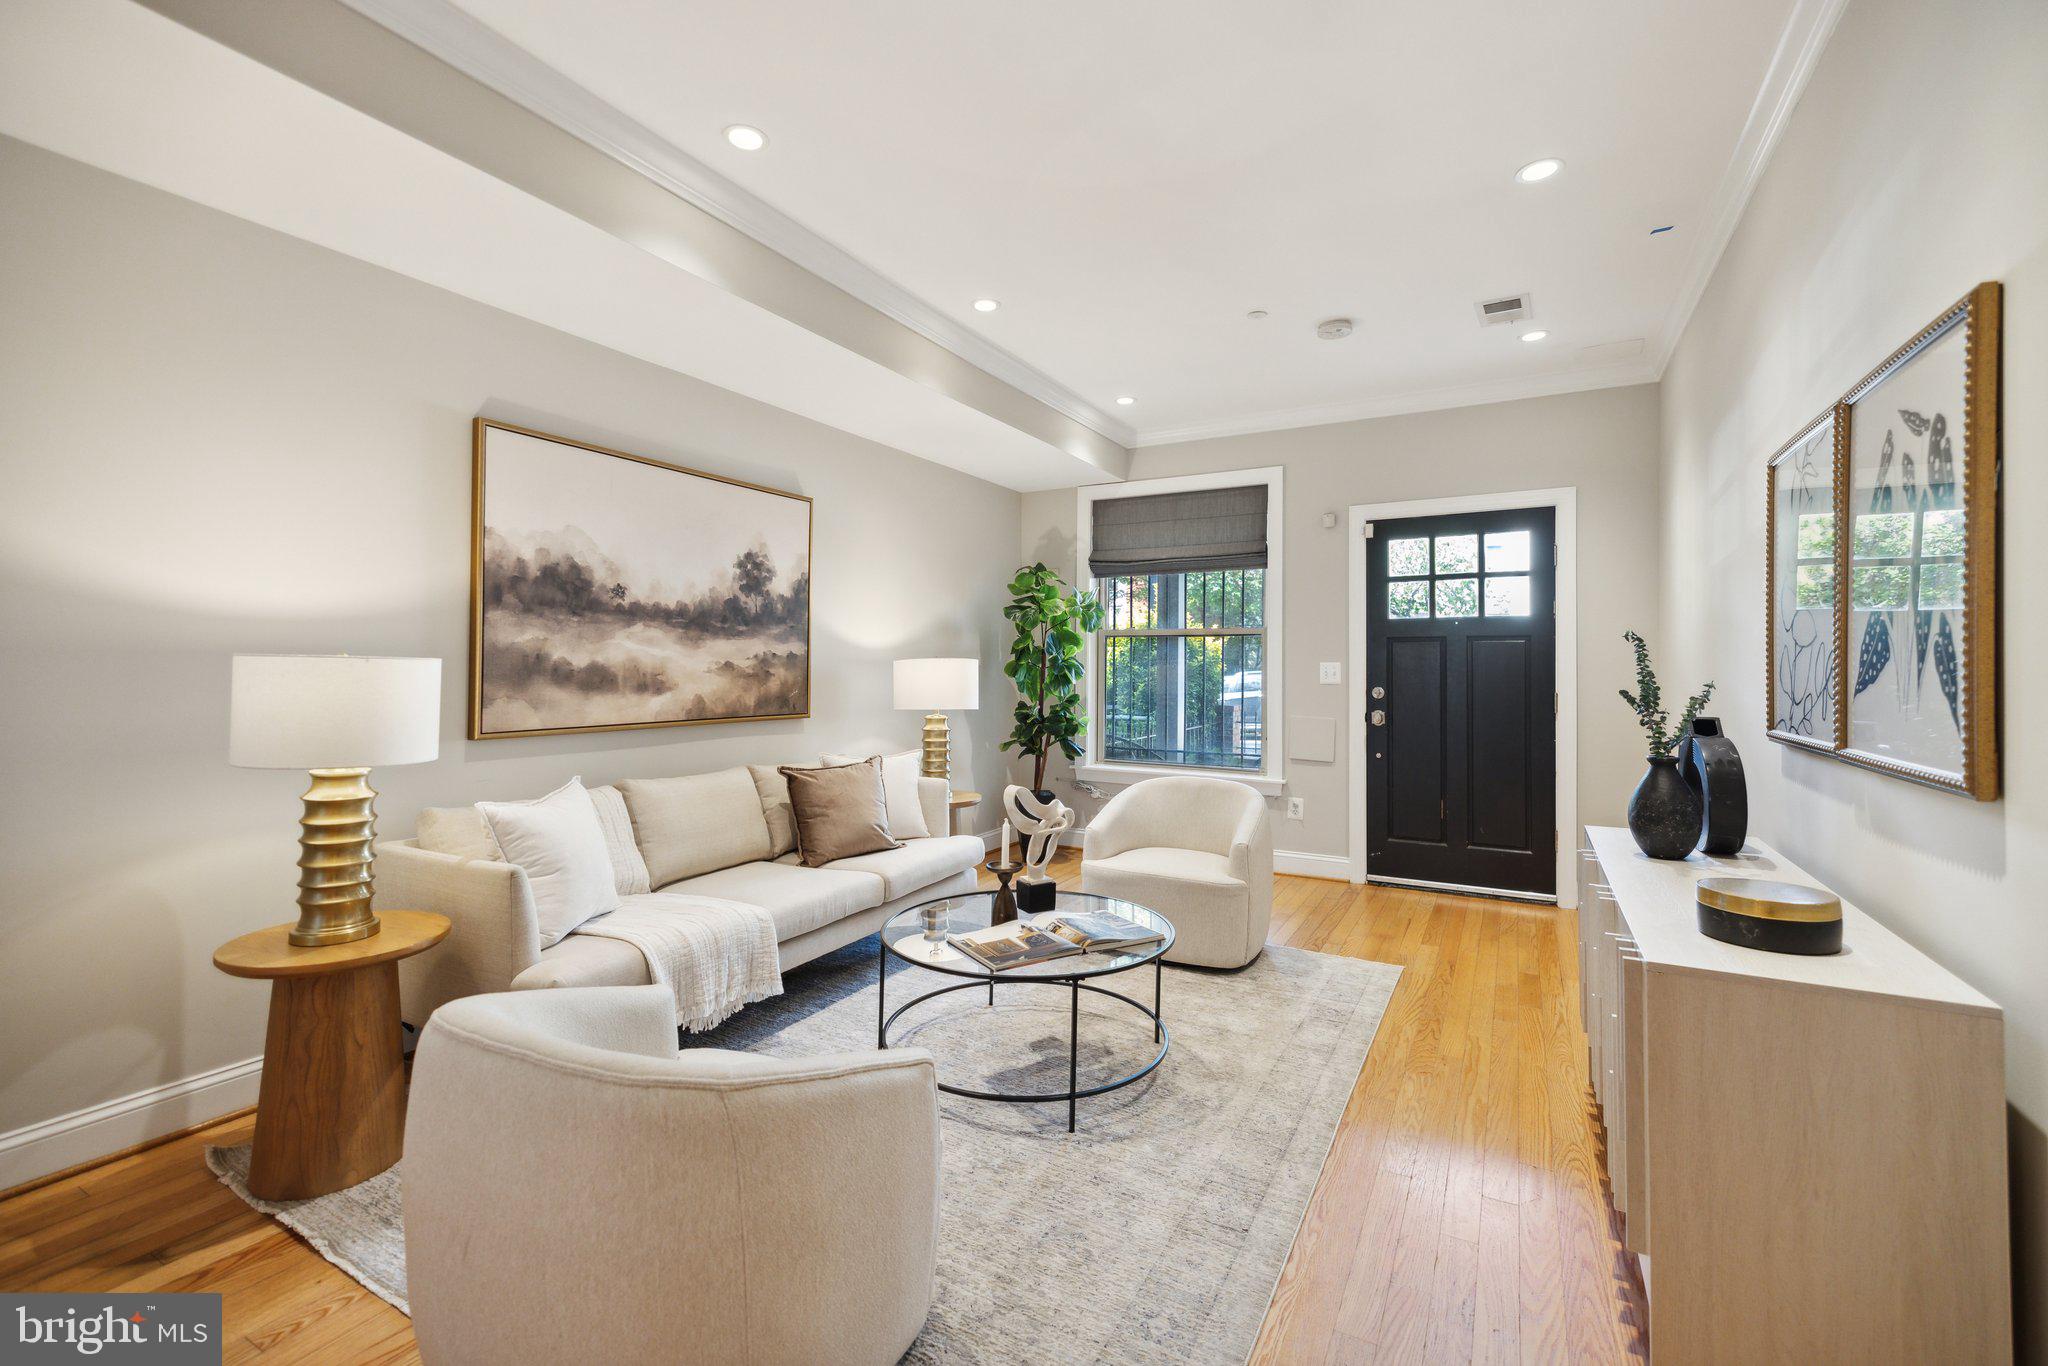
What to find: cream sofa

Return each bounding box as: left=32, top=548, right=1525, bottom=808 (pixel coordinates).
left=405, top=985, right=939, bottom=1365
left=1080, top=775, right=1273, bottom=969
left=377, top=766, right=984, bottom=1025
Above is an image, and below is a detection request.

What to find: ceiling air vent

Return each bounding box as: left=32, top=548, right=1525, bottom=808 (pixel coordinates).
left=1474, top=293, right=1532, bottom=326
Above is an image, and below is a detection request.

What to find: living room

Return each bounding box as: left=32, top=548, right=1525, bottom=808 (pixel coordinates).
left=1, top=0, right=2041, bottom=1361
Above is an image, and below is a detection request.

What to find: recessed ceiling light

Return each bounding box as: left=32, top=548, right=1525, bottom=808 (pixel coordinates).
left=972, top=298, right=1000, bottom=313
left=724, top=124, right=767, bottom=151
left=1115, top=396, right=1135, bottom=406
left=1246, top=309, right=1269, bottom=320
left=1515, top=157, right=1563, bottom=184
left=1521, top=329, right=1549, bottom=342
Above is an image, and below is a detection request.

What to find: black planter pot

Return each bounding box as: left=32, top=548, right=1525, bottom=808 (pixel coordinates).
left=1628, top=754, right=1703, bottom=860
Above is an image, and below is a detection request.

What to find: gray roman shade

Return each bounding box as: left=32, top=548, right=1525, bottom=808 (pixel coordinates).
left=1088, top=484, right=1269, bottom=577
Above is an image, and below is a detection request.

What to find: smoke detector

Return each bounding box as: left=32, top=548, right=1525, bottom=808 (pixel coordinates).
left=1474, top=293, right=1532, bottom=326
left=1315, top=317, right=1354, bottom=340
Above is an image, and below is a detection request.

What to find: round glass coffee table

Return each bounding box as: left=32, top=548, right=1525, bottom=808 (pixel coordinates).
left=878, top=890, right=1174, bottom=1132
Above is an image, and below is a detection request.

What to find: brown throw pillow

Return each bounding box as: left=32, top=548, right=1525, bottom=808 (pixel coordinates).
left=780, top=757, right=902, bottom=867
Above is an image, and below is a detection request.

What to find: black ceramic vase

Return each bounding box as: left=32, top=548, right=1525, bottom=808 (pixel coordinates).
left=1628, top=754, right=1703, bottom=859
left=1678, top=717, right=1748, bottom=856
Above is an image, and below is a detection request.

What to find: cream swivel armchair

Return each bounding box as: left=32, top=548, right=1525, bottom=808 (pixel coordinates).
left=403, top=986, right=941, bottom=1366
left=1080, top=776, right=1273, bottom=969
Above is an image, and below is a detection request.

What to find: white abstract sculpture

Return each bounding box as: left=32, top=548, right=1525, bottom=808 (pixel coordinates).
left=1002, top=785, right=1074, bottom=884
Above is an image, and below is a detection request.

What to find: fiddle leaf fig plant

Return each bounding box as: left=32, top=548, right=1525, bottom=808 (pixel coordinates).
left=1619, top=628, right=1716, bottom=755
left=1000, top=563, right=1104, bottom=792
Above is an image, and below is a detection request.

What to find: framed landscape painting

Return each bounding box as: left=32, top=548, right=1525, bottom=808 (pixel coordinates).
left=469, top=419, right=811, bottom=739
left=1836, top=283, right=2000, bottom=798
left=1765, top=407, right=1845, bottom=752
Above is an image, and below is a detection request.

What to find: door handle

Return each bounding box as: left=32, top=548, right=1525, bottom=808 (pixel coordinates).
left=1370, top=709, right=1386, bottom=727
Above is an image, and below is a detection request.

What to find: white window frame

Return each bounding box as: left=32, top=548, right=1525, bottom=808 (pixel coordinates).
left=1075, top=466, right=1285, bottom=797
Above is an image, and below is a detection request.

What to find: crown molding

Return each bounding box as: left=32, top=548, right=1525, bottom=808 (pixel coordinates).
left=1129, top=361, right=1661, bottom=448
left=1649, top=0, right=1850, bottom=376
left=336, top=0, right=1134, bottom=449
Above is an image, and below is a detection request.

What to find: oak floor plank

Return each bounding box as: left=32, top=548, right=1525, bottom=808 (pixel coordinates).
left=4, top=854, right=1646, bottom=1364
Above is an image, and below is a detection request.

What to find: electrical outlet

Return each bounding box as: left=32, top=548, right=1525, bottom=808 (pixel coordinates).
left=1286, top=797, right=1305, bottom=820
left=1319, top=661, right=1341, bottom=684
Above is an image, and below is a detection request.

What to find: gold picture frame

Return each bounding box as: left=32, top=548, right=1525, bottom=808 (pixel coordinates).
left=1832, top=283, right=2000, bottom=799
left=469, top=418, right=813, bottom=740
left=1764, top=405, right=1848, bottom=753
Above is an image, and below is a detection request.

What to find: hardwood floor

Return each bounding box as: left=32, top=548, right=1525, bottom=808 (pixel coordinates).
left=0, top=857, right=1646, bottom=1363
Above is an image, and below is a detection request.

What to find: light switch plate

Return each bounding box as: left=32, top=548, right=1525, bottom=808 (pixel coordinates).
left=1319, top=661, right=1341, bottom=685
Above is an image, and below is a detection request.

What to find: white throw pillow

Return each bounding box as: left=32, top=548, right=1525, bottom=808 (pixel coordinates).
left=822, top=751, right=929, bottom=839
left=476, top=777, right=620, bottom=946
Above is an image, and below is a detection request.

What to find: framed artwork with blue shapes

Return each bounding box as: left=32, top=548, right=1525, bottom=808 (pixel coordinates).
left=1836, top=283, right=2001, bottom=799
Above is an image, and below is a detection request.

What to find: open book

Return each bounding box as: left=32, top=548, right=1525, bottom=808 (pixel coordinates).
left=1040, top=910, right=1164, bottom=953
left=949, top=911, right=1163, bottom=972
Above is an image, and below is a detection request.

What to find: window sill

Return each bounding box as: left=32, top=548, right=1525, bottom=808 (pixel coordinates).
left=1074, top=762, right=1286, bottom=798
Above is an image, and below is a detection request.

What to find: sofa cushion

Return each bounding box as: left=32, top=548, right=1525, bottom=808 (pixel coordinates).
left=823, top=835, right=985, bottom=900
left=477, top=777, right=620, bottom=947
left=748, top=764, right=801, bottom=859
left=821, top=751, right=929, bottom=839
left=417, top=806, right=501, bottom=861
left=781, top=759, right=901, bottom=867
left=515, top=931, right=652, bottom=991
left=670, top=861, right=884, bottom=940
left=1084, top=846, right=1241, bottom=888
left=619, top=768, right=774, bottom=887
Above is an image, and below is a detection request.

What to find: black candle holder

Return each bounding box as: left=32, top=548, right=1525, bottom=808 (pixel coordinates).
left=985, top=861, right=1023, bottom=924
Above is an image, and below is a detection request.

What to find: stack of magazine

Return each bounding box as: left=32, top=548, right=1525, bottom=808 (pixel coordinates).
left=949, top=910, right=1163, bottom=972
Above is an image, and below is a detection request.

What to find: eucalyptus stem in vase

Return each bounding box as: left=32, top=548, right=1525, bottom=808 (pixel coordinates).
left=1618, top=629, right=1716, bottom=859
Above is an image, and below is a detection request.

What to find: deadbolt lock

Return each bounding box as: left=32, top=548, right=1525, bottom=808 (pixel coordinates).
left=1371, top=686, right=1385, bottom=699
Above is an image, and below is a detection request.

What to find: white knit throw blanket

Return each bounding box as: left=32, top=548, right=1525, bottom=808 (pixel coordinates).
left=572, top=893, right=782, bottom=1032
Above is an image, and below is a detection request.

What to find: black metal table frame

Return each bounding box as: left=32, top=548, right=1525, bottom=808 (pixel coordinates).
left=876, top=941, right=1168, bottom=1133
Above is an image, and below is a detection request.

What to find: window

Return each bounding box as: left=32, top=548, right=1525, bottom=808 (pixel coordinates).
left=1385, top=529, right=1533, bottom=618
left=1097, top=568, right=1264, bottom=770
left=1076, top=468, right=1284, bottom=793
left=1851, top=506, right=1963, bottom=613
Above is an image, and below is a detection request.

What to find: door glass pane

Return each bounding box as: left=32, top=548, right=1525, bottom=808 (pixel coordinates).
left=1387, top=537, right=1430, bottom=577
left=1853, top=512, right=1913, bottom=558
left=1918, top=563, right=1963, bottom=610
left=1434, top=534, right=1478, bottom=574
left=1796, top=513, right=1835, bottom=559
left=1851, top=565, right=1910, bottom=610
left=1435, top=577, right=1478, bottom=618
left=1483, top=575, right=1531, bottom=616
left=1921, top=508, right=1965, bottom=557
left=1795, top=563, right=1836, bottom=607
left=1387, top=581, right=1430, bottom=618
left=1482, top=529, right=1530, bottom=572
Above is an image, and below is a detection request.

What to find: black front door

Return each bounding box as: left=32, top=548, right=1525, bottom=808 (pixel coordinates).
left=1366, top=508, right=1556, bottom=896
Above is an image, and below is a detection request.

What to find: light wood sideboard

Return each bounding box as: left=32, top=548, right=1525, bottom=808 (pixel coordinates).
left=1578, top=826, right=2011, bottom=1363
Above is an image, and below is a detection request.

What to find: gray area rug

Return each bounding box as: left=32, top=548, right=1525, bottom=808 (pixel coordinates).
left=209, top=937, right=1399, bottom=1363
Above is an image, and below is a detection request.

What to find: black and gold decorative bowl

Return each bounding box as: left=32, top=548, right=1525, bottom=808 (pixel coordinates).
left=1695, top=877, right=1843, bottom=956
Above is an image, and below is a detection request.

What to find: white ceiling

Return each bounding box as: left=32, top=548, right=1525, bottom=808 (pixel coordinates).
left=427, top=0, right=1825, bottom=444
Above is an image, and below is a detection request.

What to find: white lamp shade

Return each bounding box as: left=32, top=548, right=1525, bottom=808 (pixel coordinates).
left=893, top=657, right=979, bottom=711
left=230, top=655, right=442, bottom=769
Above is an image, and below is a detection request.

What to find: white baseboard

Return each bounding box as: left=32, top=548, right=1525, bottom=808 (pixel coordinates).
left=1274, top=849, right=1355, bottom=881
left=978, top=825, right=1088, bottom=853
left=0, top=1055, right=263, bottom=1190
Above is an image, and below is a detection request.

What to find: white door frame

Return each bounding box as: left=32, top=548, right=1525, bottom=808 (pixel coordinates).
left=1346, top=487, right=1578, bottom=908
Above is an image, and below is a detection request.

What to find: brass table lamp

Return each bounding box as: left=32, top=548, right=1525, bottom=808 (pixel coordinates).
left=893, top=657, right=979, bottom=781
left=230, top=654, right=441, bottom=946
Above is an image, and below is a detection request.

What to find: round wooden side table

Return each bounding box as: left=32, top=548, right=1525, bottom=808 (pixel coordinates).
left=213, top=911, right=450, bottom=1201
left=947, top=789, right=981, bottom=836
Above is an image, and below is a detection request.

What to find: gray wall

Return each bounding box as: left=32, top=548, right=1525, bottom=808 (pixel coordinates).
left=0, top=138, right=1019, bottom=1143
left=1658, top=0, right=2048, bottom=1350
left=1019, top=383, right=1663, bottom=862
